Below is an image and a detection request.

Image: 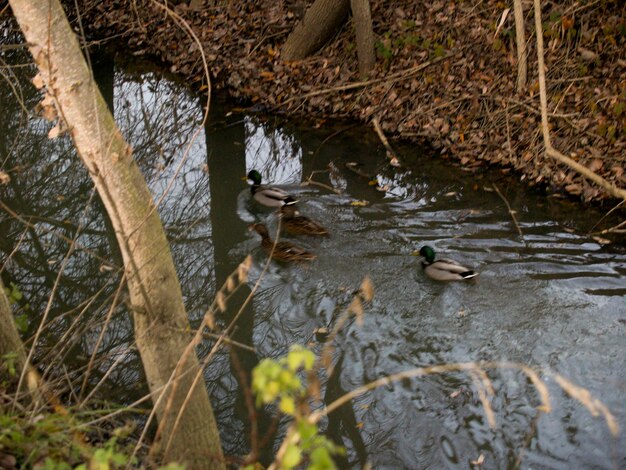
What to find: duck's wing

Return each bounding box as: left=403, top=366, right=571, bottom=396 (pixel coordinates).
left=426, top=259, right=478, bottom=281
left=285, top=216, right=329, bottom=236
left=276, top=241, right=316, bottom=260
left=260, top=185, right=289, bottom=199
left=256, top=185, right=299, bottom=206
left=434, top=258, right=471, bottom=274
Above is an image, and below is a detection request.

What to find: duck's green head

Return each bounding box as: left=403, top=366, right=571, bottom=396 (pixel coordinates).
left=419, top=245, right=436, bottom=263
left=247, top=170, right=262, bottom=185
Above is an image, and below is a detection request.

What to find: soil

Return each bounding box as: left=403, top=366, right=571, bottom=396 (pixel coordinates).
left=72, top=1, right=626, bottom=204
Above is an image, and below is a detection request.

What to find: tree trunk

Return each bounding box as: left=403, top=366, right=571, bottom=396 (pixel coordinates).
left=282, top=0, right=350, bottom=60
left=513, top=0, right=527, bottom=92
left=350, top=0, right=375, bottom=78
left=8, top=1, right=224, bottom=468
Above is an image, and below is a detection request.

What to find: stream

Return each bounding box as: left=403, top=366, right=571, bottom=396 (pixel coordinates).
left=0, top=54, right=624, bottom=469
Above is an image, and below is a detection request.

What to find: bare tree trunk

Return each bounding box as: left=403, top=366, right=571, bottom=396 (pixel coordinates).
left=532, top=0, right=626, bottom=201
left=513, top=0, right=527, bottom=92
left=350, top=0, right=375, bottom=77
left=8, top=0, right=225, bottom=467
left=282, top=0, right=350, bottom=60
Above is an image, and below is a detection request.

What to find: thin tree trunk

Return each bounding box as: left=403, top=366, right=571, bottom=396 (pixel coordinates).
left=8, top=1, right=225, bottom=467
left=513, top=0, right=527, bottom=92
left=532, top=0, right=626, bottom=201
left=282, top=0, right=350, bottom=60
left=350, top=0, right=375, bottom=78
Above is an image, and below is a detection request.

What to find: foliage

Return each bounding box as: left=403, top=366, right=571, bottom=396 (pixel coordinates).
left=250, top=346, right=344, bottom=470
left=3, top=281, right=30, bottom=333
left=0, top=411, right=129, bottom=469
left=0, top=410, right=185, bottom=469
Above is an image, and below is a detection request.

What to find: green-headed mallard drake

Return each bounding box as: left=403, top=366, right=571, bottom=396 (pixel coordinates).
left=416, top=245, right=478, bottom=282
left=247, top=169, right=298, bottom=208
left=250, top=223, right=316, bottom=262
left=280, top=205, right=329, bottom=237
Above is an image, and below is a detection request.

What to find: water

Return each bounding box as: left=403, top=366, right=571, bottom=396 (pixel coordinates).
left=0, top=53, right=624, bottom=469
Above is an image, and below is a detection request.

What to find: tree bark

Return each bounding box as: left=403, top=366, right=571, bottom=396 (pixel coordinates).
left=282, top=0, right=350, bottom=60
left=8, top=1, right=225, bottom=468
left=513, top=0, right=527, bottom=92
left=350, top=0, right=375, bottom=78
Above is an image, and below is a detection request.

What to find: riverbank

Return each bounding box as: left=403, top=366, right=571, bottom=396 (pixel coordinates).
left=75, top=0, right=625, bottom=204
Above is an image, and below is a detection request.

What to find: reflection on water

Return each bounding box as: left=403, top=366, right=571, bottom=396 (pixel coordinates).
left=1, top=53, right=625, bottom=469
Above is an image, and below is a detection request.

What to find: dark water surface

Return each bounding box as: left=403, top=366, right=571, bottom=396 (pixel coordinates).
left=1, top=55, right=625, bottom=469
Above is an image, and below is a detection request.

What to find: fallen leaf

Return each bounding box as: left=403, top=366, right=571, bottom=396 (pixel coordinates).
left=587, top=159, right=603, bottom=172
left=0, top=170, right=10, bottom=185
left=565, top=184, right=582, bottom=195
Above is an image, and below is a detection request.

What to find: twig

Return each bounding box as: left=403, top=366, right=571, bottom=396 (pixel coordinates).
left=596, top=219, right=626, bottom=235
left=493, top=184, right=524, bottom=239
left=372, top=117, right=401, bottom=167
left=278, top=54, right=451, bottom=108
left=588, top=200, right=624, bottom=234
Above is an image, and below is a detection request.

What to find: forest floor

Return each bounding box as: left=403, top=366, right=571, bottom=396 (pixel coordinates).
left=76, top=0, right=625, bottom=204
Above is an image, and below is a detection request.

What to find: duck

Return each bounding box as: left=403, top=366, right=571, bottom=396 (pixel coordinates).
left=280, top=205, right=329, bottom=236
left=416, top=245, right=479, bottom=282
left=247, top=169, right=298, bottom=208
left=250, top=223, right=316, bottom=262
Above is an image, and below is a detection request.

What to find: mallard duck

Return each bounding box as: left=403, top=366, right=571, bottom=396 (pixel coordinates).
left=250, top=223, right=316, bottom=262
left=280, top=205, right=329, bottom=236
left=416, top=245, right=478, bottom=282
left=247, top=169, right=298, bottom=208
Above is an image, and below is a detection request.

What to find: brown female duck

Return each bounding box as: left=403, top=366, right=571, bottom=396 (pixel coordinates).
left=250, top=223, right=316, bottom=262
left=280, top=205, right=328, bottom=237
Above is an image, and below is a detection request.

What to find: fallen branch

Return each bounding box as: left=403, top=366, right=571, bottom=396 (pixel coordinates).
left=372, top=117, right=401, bottom=167
left=278, top=54, right=451, bottom=108
left=532, top=0, right=626, bottom=202
left=493, top=184, right=524, bottom=239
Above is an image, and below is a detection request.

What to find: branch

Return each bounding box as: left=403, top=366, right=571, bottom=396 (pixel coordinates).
left=532, top=0, right=626, bottom=201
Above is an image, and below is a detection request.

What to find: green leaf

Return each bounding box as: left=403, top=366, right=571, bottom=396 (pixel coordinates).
left=279, top=396, right=296, bottom=415
left=14, top=313, right=29, bottom=333
left=297, top=421, right=317, bottom=443
left=282, top=443, right=302, bottom=469
left=309, top=446, right=336, bottom=470
left=287, top=346, right=315, bottom=372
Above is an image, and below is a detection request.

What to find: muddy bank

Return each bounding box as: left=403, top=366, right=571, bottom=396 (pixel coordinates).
left=74, top=1, right=625, bottom=204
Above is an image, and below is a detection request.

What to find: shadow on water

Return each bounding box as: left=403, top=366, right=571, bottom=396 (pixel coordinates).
left=1, top=51, right=625, bottom=469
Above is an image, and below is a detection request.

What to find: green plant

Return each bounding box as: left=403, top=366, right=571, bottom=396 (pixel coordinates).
left=0, top=411, right=139, bottom=469
left=250, top=346, right=344, bottom=470
left=4, top=281, right=30, bottom=332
